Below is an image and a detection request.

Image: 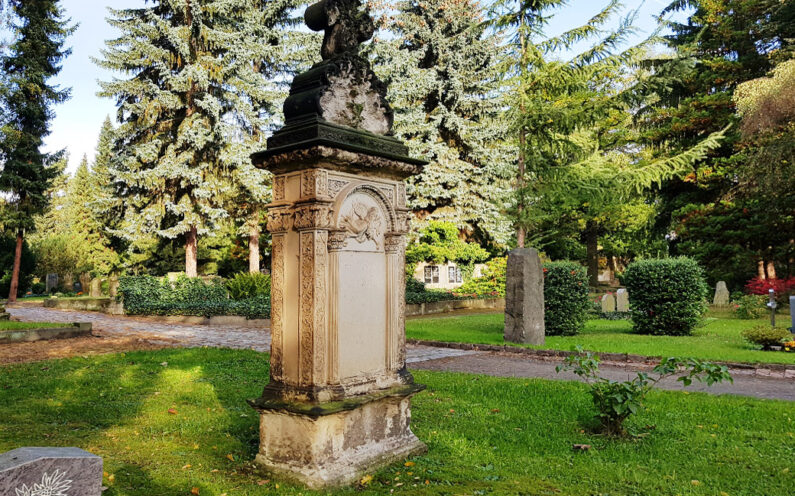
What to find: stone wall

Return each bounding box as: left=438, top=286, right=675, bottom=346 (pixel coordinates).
left=405, top=297, right=505, bottom=316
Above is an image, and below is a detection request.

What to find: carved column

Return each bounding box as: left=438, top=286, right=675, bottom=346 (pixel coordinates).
left=326, top=230, right=347, bottom=385
left=385, top=232, right=405, bottom=373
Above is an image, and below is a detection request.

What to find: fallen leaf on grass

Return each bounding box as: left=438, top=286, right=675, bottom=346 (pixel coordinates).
left=226, top=454, right=235, bottom=462
left=360, top=475, right=373, bottom=485
left=257, top=479, right=269, bottom=486
left=404, top=461, right=415, bottom=467
left=168, top=408, right=178, bottom=415
left=572, top=444, right=591, bottom=451
left=691, top=480, right=701, bottom=486
left=190, top=487, right=200, bottom=495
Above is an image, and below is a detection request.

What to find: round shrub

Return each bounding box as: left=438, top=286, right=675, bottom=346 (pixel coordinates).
left=543, top=261, right=589, bottom=336
left=622, top=257, right=708, bottom=336
left=741, top=325, right=792, bottom=350
left=732, top=294, right=767, bottom=319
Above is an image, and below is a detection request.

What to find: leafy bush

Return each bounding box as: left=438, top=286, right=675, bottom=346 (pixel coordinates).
left=453, top=257, right=507, bottom=298
left=732, top=294, right=767, bottom=319
left=405, top=279, right=462, bottom=305
left=543, top=262, right=589, bottom=336
left=29, top=282, right=46, bottom=295
left=119, top=275, right=270, bottom=319
left=622, top=257, right=709, bottom=336
left=741, top=325, right=792, bottom=350
left=405, top=222, right=489, bottom=280
left=557, top=347, right=732, bottom=436
left=226, top=272, right=271, bottom=300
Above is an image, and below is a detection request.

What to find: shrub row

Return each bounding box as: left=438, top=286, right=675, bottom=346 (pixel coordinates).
left=119, top=275, right=270, bottom=319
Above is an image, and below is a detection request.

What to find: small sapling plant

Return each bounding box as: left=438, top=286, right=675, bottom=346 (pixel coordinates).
left=557, top=346, right=733, bottom=436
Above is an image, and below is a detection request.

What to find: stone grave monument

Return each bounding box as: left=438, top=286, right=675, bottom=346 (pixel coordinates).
left=248, top=0, right=426, bottom=488
left=616, top=288, right=629, bottom=312
left=504, top=248, right=545, bottom=345
left=45, top=273, right=58, bottom=294
left=0, top=304, right=9, bottom=321
left=89, top=278, right=103, bottom=298
left=601, top=293, right=616, bottom=313
left=713, top=281, right=730, bottom=306
left=0, top=447, right=102, bottom=496
left=108, top=275, right=120, bottom=299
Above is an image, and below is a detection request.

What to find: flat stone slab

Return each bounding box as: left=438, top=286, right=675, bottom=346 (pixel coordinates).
left=0, top=323, right=91, bottom=344
left=0, top=447, right=102, bottom=496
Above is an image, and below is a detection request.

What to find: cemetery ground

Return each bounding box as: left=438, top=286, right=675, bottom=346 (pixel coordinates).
left=406, top=310, right=795, bottom=366
left=0, top=346, right=793, bottom=496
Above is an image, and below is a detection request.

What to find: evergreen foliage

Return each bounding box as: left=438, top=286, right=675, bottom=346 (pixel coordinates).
left=623, top=257, right=709, bottom=336
left=0, top=0, right=74, bottom=301
left=374, top=0, right=513, bottom=247
left=96, top=0, right=310, bottom=276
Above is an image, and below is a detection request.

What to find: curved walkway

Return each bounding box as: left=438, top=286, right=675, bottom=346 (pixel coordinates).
left=6, top=306, right=794, bottom=401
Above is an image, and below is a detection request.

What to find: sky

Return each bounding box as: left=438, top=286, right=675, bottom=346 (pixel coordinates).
left=41, top=0, right=681, bottom=174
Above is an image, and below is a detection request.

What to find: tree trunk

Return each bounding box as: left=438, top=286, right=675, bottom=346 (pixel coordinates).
left=7, top=230, right=23, bottom=304
left=585, top=221, right=599, bottom=287
left=249, top=212, right=260, bottom=274
left=765, top=260, right=777, bottom=280
left=186, top=226, right=198, bottom=277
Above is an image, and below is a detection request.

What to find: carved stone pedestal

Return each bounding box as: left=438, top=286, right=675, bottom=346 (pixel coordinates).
left=249, top=1, right=427, bottom=487
left=249, top=145, right=426, bottom=487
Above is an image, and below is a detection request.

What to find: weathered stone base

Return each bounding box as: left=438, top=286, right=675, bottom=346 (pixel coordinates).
left=254, top=393, right=426, bottom=488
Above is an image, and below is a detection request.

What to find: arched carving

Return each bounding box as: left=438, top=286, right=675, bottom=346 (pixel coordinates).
left=332, top=183, right=396, bottom=252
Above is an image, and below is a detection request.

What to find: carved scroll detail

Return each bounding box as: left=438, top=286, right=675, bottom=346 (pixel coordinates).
left=270, top=235, right=285, bottom=380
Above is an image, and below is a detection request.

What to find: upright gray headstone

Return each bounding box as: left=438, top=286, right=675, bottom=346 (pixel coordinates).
left=789, top=295, right=794, bottom=334
left=89, top=278, right=102, bottom=298
left=616, top=288, right=629, bottom=312
left=0, top=447, right=102, bottom=496
left=601, top=293, right=616, bottom=313
left=713, top=281, right=730, bottom=306
left=504, top=248, right=545, bottom=345
left=45, top=274, right=58, bottom=293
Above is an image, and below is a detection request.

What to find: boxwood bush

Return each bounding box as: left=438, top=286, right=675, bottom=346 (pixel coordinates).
left=119, top=275, right=270, bottom=319
left=543, top=261, right=589, bottom=336
left=622, top=257, right=708, bottom=336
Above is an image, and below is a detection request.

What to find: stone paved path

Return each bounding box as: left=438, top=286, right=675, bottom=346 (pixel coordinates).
left=7, top=307, right=794, bottom=401
left=6, top=307, right=480, bottom=363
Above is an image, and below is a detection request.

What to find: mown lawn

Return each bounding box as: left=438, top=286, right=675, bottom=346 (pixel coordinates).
left=0, top=320, right=71, bottom=330
left=0, top=348, right=793, bottom=495
left=406, top=312, right=795, bottom=365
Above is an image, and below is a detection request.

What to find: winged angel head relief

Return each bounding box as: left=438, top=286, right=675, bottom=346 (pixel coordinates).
left=340, top=201, right=384, bottom=250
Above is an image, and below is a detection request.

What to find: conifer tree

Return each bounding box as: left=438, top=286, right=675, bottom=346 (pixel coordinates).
left=374, top=0, right=513, bottom=248
left=96, top=0, right=288, bottom=277
left=0, top=0, right=74, bottom=302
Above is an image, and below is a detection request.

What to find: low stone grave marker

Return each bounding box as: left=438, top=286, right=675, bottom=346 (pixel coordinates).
left=0, top=447, right=102, bottom=496
left=713, top=281, right=730, bottom=306
left=0, top=304, right=9, bottom=321
left=601, top=293, right=616, bottom=313
left=616, top=288, right=629, bottom=312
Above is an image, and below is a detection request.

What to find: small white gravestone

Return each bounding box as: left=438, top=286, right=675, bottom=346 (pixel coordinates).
left=713, top=281, right=730, bottom=306
left=616, top=288, right=629, bottom=312
left=601, top=293, right=616, bottom=313
left=0, top=447, right=102, bottom=496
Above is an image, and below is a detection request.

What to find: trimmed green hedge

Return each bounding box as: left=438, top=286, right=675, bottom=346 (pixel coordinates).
left=622, top=257, right=708, bottom=336
left=119, top=275, right=270, bottom=319
left=543, top=261, right=590, bottom=336
left=405, top=278, right=463, bottom=305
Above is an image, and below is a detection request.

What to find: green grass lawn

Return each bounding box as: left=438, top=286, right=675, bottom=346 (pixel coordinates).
left=406, top=312, right=795, bottom=365
left=0, top=348, right=793, bottom=495
left=0, top=320, right=72, bottom=330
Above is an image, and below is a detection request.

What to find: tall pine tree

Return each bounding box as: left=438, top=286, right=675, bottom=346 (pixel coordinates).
left=374, top=0, right=513, bottom=248
left=96, top=0, right=286, bottom=277
left=0, top=0, right=73, bottom=302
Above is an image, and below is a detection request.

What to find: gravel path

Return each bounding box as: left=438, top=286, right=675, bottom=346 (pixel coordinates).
left=7, top=306, right=794, bottom=401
